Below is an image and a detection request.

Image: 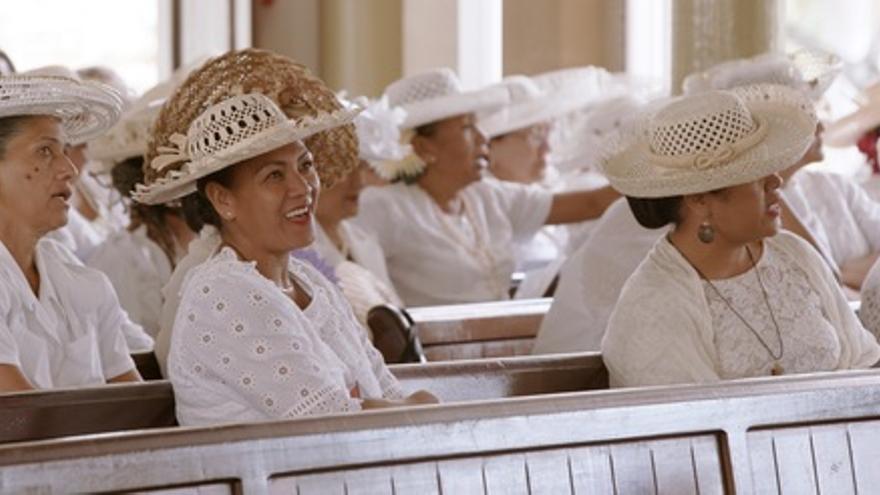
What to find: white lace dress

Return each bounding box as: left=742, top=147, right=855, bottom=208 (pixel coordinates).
left=169, top=247, right=405, bottom=426
left=859, top=260, right=880, bottom=341
left=704, top=245, right=841, bottom=379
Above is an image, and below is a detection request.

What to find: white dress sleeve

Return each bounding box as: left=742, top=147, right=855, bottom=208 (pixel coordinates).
left=838, top=173, right=880, bottom=252
left=0, top=286, right=20, bottom=367
left=173, top=260, right=362, bottom=418
left=91, top=271, right=141, bottom=379
left=860, top=260, right=880, bottom=341
left=354, top=187, right=402, bottom=257
left=487, top=180, right=553, bottom=241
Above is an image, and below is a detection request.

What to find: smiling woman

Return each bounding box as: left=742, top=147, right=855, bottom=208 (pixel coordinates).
left=0, top=67, right=148, bottom=393
left=134, top=49, right=438, bottom=426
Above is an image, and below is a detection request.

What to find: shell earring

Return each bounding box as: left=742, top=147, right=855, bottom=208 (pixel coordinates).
left=697, top=221, right=715, bottom=244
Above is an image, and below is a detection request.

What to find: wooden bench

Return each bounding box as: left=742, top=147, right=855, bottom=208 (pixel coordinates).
left=1, top=370, right=879, bottom=493
left=369, top=298, right=552, bottom=363
left=0, top=353, right=607, bottom=444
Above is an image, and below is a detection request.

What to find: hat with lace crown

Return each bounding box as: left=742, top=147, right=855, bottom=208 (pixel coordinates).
left=0, top=65, right=124, bottom=143
left=134, top=49, right=361, bottom=205
left=601, top=84, right=817, bottom=198
left=384, top=68, right=509, bottom=129
left=682, top=49, right=842, bottom=101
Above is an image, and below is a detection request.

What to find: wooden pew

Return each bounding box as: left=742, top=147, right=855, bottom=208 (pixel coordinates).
left=0, top=353, right=607, bottom=444
left=369, top=298, right=552, bottom=363
left=1, top=370, right=879, bottom=493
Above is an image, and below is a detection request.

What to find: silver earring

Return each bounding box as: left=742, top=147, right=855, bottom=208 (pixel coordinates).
left=697, top=221, right=715, bottom=244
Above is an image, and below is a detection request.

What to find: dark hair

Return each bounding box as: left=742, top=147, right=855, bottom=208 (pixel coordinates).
left=0, top=116, right=29, bottom=160
left=0, top=49, right=15, bottom=75
left=192, top=166, right=237, bottom=228
left=626, top=195, right=683, bottom=229
left=414, top=121, right=438, bottom=137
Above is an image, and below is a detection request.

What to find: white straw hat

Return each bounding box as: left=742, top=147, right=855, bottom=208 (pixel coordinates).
left=384, top=68, right=509, bottom=129
left=132, top=92, right=360, bottom=205
left=0, top=65, right=124, bottom=143
left=683, top=49, right=842, bottom=101
left=601, top=84, right=817, bottom=198
left=477, top=76, right=545, bottom=138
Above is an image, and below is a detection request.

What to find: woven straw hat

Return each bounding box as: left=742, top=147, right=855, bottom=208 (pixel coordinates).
left=601, top=84, right=817, bottom=198
left=384, top=68, right=509, bottom=129
left=135, top=49, right=360, bottom=205
left=683, top=49, right=842, bottom=101
left=823, top=82, right=880, bottom=147
left=0, top=65, right=124, bottom=143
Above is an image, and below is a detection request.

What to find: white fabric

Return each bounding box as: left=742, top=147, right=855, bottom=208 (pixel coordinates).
left=860, top=260, right=880, bottom=341
left=602, top=232, right=880, bottom=388
left=783, top=169, right=880, bottom=271
left=0, top=238, right=139, bottom=388
left=169, top=247, right=404, bottom=426
left=702, top=244, right=841, bottom=379
left=87, top=226, right=173, bottom=338
left=313, top=222, right=403, bottom=326
left=356, top=178, right=553, bottom=306
left=46, top=208, right=105, bottom=262
left=533, top=198, right=665, bottom=354
left=156, top=226, right=222, bottom=376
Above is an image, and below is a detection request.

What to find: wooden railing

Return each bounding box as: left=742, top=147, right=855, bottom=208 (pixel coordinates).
left=1, top=370, right=879, bottom=493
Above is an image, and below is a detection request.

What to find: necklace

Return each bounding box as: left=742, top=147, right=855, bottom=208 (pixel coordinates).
left=693, top=245, right=785, bottom=376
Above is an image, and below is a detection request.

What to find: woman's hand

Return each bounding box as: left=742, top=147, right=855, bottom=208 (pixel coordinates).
left=361, top=389, right=440, bottom=409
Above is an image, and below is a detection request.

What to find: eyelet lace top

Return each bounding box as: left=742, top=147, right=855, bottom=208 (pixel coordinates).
left=704, top=243, right=841, bottom=379
left=168, top=247, right=404, bottom=426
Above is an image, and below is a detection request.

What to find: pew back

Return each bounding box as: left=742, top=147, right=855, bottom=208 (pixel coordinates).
left=1, top=370, right=879, bottom=494
left=370, top=298, right=552, bottom=363
left=0, top=353, right=607, bottom=444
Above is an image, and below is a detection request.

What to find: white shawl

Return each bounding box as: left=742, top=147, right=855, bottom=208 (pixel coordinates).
left=602, top=231, right=880, bottom=388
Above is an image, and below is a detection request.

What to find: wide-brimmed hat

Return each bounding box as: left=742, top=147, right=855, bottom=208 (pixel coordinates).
left=683, top=49, right=842, bottom=101
left=823, top=82, right=880, bottom=147
left=601, top=84, right=817, bottom=198
left=0, top=65, right=124, bottom=143
left=133, top=49, right=360, bottom=205
left=384, top=68, right=509, bottom=129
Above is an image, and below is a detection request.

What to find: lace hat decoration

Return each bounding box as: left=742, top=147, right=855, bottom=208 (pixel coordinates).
left=136, top=49, right=361, bottom=205
left=683, top=49, right=842, bottom=101
left=384, top=68, right=509, bottom=129
left=601, top=84, right=817, bottom=198
left=0, top=65, right=124, bottom=143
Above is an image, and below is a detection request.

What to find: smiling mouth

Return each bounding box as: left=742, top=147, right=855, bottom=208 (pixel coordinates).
left=284, top=201, right=313, bottom=220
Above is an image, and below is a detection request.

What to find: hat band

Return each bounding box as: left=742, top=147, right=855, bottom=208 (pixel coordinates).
left=647, top=116, right=769, bottom=173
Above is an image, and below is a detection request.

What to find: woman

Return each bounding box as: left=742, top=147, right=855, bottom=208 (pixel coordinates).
left=600, top=85, right=880, bottom=388
left=0, top=67, right=144, bottom=391
left=356, top=68, right=620, bottom=306
left=135, top=50, right=435, bottom=425
left=312, top=97, right=404, bottom=329
left=86, top=84, right=195, bottom=340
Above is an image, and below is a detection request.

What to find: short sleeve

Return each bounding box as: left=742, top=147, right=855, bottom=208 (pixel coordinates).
left=487, top=180, right=553, bottom=241
left=93, top=273, right=140, bottom=380
left=173, top=265, right=362, bottom=419
left=0, top=287, right=21, bottom=367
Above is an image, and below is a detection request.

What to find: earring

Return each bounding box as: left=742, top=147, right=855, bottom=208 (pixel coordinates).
left=697, top=221, right=715, bottom=244
left=223, top=211, right=234, bottom=220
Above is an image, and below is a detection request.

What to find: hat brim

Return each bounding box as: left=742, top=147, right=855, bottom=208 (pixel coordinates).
left=481, top=89, right=601, bottom=138
left=133, top=106, right=360, bottom=205
left=603, top=86, right=817, bottom=198
left=0, top=76, right=123, bottom=143
left=400, top=85, right=509, bottom=129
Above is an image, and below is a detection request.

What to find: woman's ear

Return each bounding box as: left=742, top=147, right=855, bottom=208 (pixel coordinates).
left=204, top=182, right=236, bottom=221
left=411, top=134, right=436, bottom=164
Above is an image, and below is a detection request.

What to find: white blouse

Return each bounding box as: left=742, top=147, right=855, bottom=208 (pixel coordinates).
left=858, top=260, right=880, bottom=341
left=312, top=221, right=403, bottom=326
left=168, top=247, right=405, bottom=426
left=87, top=226, right=173, bottom=339
left=533, top=198, right=665, bottom=354
left=783, top=169, right=880, bottom=273
left=703, top=244, right=841, bottom=379
left=0, top=238, right=140, bottom=389
left=46, top=208, right=105, bottom=262
left=356, top=178, right=553, bottom=306
left=602, top=232, right=880, bottom=388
